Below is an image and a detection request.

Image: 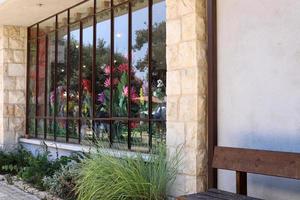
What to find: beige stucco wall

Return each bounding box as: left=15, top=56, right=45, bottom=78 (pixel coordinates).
left=0, top=26, right=27, bottom=148
left=218, top=0, right=300, bottom=199
left=166, top=0, right=208, bottom=197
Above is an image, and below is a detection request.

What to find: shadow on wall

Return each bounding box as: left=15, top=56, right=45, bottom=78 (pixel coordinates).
left=221, top=132, right=300, bottom=199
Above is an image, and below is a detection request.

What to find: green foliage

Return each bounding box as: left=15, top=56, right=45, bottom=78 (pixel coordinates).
left=76, top=145, right=181, bottom=200
left=43, top=162, right=79, bottom=200
left=18, top=152, right=72, bottom=190
left=0, top=147, right=32, bottom=174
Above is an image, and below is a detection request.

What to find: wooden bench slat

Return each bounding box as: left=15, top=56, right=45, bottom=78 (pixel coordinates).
left=177, top=189, right=262, bottom=200
left=212, top=146, right=300, bottom=179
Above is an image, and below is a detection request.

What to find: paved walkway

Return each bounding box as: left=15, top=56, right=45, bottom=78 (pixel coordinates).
left=0, top=182, right=40, bottom=200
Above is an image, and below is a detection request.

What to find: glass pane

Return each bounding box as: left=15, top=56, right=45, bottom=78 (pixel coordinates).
left=152, top=0, right=166, bottom=120
left=81, top=17, right=93, bottom=118
left=131, top=0, right=149, bottom=118
left=29, top=25, right=37, bottom=39
left=114, top=0, right=127, bottom=6
left=58, top=11, right=68, bottom=28
left=113, top=4, right=129, bottom=117
left=112, top=121, right=128, bottom=149
left=95, top=11, right=111, bottom=118
left=28, top=41, right=36, bottom=118
left=46, top=32, right=56, bottom=116
left=37, top=37, right=46, bottom=116
left=28, top=119, right=35, bottom=137
left=37, top=119, right=45, bottom=139
left=69, top=24, right=80, bottom=117
left=81, top=119, right=93, bottom=142
left=56, top=27, right=68, bottom=117
left=131, top=121, right=149, bottom=152
left=47, top=119, right=54, bottom=140
left=96, top=0, right=111, bottom=13
left=39, top=17, right=56, bottom=36
left=55, top=120, right=67, bottom=142
left=68, top=120, right=79, bottom=143
left=151, top=121, right=166, bottom=151
left=94, top=121, right=110, bottom=145
left=70, top=0, right=94, bottom=23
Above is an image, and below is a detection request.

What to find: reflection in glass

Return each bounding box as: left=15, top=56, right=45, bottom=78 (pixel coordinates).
left=47, top=119, right=54, bottom=140
left=82, top=18, right=93, bottom=118
left=96, top=0, right=111, bottom=13
left=69, top=24, right=80, bottom=117
left=46, top=32, right=55, bottom=117
left=81, top=119, right=93, bottom=142
left=93, top=121, right=110, bottom=145
left=151, top=121, right=166, bottom=151
left=70, top=0, right=94, bottom=23
left=152, top=0, right=166, bottom=120
left=28, top=119, right=35, bottom=137
left=56, top=27, right=68, bottom=117
left=68, top=120, right=79, bottom=143
left=37, top=119, right=45, bottom=139
left=39, top=17, right=56, bottom=36
left=37, top=37, right=46, bottom=116
left=112, top=121, right=128, bottom=148
left=95, top=11, right=111, bottom=118
left=131, top=121, right=149, bottom=152
left=55, top=120, right=67, bottom=142
left=113, top=4, right=129, bottom=117
left=131, top=0, right=149, bottom=118
left=28, top=41, right=36, bottom=118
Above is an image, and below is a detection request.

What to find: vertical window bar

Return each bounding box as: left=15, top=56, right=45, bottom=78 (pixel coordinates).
left=44, top=34, right=49, bottom=139
left=66, top=9, right=71, bottom=143
left=127, top=1, right=132, bottom=150
left=109, top=0, right=114, bottom=146
left=92, top=0, right=97, bottom=141
left=78, top=21, right=83, bottom=144
left=148, top=0, right=153, bottom=150
left=25, top=27, right=30, bottom=137
left=35, top=24, right=39, bottom=138
left=54, top=15, right=58, bottom=141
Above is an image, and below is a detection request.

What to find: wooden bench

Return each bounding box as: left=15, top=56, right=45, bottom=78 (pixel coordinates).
left=177, top=146, right=300, bottom=200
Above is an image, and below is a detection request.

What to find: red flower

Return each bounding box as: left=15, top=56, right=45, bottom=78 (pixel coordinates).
left=123, top=86, right=139, bottom=103
left=104, top=65, right=114, bottom=75
left=118, top=63, right=129, bottom=73
left=82, top=79, right=91, bottom=92
left=130, top=121, right=138, bottom=129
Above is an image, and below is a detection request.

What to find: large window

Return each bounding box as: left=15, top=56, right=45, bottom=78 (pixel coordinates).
left=26, top=0, right=166, bottom=152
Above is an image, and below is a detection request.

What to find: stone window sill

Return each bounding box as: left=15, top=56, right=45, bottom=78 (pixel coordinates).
left=19, top=138, right=150, bottom=160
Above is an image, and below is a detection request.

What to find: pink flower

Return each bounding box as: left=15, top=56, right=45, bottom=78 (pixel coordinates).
left=118, top=63, right=129, bottom=73
left=104, top=65, right=113, bottom=75
left=123, top=86, right=139, bottom=103
left=104, top=78, right=119, bottom=87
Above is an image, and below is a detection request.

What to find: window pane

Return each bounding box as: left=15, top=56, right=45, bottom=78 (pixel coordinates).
left=46, top=32, right=56, bottom=117
left=37, top=119, right=45, bottom=139
left=47, top=119, right=54, bottom=140
left=152, top=0, right=166, bottom=120
left=70, top=0, right=94, bottom=23
left=28, top=119, right=35, bottom=137
left=95, top=11, right=111, bottom=118
left=39, top=17, right=56, bottom=36
left=113, top=4, right=129, bottom=117
left=114, top=0, right=127, bottom=6
left=55, top=119, right=67, bottom=142
left=56, top=27, right=68, bottom=117
left=58, top=11, right=68, bottom=28
left=131, top=0, right=149, bottom=118
left=68, top=120, right=80, bottom=143
left=112, top=121, right=128, bottom=148
left=69, top=24, right=80, bottom=117
left=28, top=41, right=36, bottom=118
left=37, top=37, right=46, bottom=116
left=94, top=121, right=110, bottom=144
left=82, top=17, right=93, bottom=118
left=151, top=121, right=166, bottom=151
left=81, top=119, right=93, bottom=142
left=96, top=0, right=111, bottom=13
left=131, top=121, right=149, bottom=152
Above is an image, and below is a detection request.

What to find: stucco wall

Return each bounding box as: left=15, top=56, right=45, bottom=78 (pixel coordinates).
left=217, top=0, right=300, bottom=199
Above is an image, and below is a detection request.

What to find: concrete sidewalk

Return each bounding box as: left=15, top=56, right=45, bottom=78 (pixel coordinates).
left=0, top=182, right=40, bottom=200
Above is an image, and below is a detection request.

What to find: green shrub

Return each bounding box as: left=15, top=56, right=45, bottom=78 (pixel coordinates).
left=0, top=146, right=32, bottom=174
left=18, top=151, right=71, bottom=190
left=76, top=146, right=181, bottom=200
left=43, top=162, right=79, bottom=200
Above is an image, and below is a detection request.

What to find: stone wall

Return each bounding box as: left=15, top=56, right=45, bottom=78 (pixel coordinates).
left=0, top=26, right=27, bottom=148
left=166, top=0, right=208, bottom=197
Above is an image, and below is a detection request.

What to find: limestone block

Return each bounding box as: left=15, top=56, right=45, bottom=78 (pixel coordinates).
left=181, top=68, right=198, bottom=95
left=178, top=41, right=197, bottom=67
left=3, top=49, right=14, bottom=63
left=182, top=13, right=196, bottom=41
left=16, top=77, right=26, bottom=90
left=167, top=96, right=179, bottom=121
left=9, top=38, right=25, bottom=49
left=8, top=63, right=26, bottom=77
left=166, top=19, right=181, bottom=45
left=4, top=104, right=14, bottom=117
left=166, top=44, right=179, bottom=70
left=4, top=26, right=20, bottom=40
left=167, top=70, right=181, bottom=95
left=9, top=117, right=25, bottom=131
left=15, top=104, right=25, bottom=117
left=178, top=0, right=196, bottom=16
left=179, top=95, right=197, bottom=121
left=3, top=77, right=15, bottom=90
left=166, top=0, right=179, bottom=20
left=13, top=50, right=25, bottom=63
left=166, top=122, right=185, bottom=147
left=8, top=91, right=25, bottom=104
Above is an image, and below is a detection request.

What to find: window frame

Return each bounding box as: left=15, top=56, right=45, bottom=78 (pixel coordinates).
left=26, top=0, right=166, bottom=152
